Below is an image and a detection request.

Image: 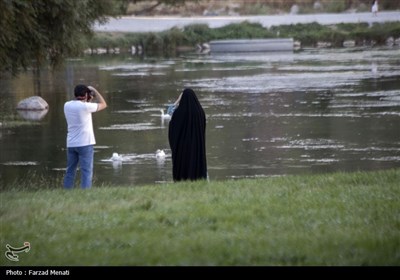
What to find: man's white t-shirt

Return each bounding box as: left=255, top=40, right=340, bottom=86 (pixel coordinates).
left=64, top=100, right=98, bottom=147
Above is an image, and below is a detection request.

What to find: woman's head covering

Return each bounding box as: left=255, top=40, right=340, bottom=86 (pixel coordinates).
left=168, top=88, right=207, bottom=181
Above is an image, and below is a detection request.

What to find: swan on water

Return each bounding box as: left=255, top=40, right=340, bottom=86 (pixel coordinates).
left=111, top=153, right=123, bottom=161
left=156, top=149, right=166, bottom=158
left=160, top=109, right=171, bottom=120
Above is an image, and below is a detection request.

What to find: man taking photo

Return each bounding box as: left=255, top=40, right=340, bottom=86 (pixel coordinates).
left=63, top=84, right=107, bottom=189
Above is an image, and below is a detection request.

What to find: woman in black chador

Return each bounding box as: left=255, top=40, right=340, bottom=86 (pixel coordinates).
left=168, top=88, right=207, bottom=181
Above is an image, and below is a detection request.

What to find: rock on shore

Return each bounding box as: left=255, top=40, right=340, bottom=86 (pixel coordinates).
left=16, top=96, right=49, bottom=111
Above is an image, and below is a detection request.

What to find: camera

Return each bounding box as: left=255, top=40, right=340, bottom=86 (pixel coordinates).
left=86, top=90, right=95, bottom=101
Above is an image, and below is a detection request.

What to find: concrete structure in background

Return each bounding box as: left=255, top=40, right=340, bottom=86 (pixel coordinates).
left=209, top=38, right=294, bottom=52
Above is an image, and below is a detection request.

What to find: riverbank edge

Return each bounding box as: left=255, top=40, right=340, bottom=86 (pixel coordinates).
left=86, top=21, right=400, bottom=55
left=1, top=168, right=399, bottom=265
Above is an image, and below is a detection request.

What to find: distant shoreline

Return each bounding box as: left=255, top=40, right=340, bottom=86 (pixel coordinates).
left=94, top=11, right=400, bottom=33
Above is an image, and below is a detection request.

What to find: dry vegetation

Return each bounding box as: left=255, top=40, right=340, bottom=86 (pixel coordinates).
left=127, top=0, right=399, bottom=16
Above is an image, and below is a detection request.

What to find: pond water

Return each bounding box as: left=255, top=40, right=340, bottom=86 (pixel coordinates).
left=1, top=47, right=399, bottom=188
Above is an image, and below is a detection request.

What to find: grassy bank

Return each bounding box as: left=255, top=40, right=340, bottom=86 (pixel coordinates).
left=86, top=21, right=400, bottom=55
left=1, top=169, right=399, bottom=265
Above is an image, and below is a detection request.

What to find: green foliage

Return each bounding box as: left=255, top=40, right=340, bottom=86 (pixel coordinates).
left=161, top=27, right=186, bottom=53
left=338, top=22, right=400, bottom=45
left=336, top=22, right=369, bottom=32
left=369, top=22, right=400, bottom=43
left=87, top=22, right=276, bottom=55
left=270, top=21, right=400, bottom=46
left=212, top=21, right=273, bottom=40
left=0, top=0, right=120, bottom=75
left=271, top=22, right=329, bottom=45
left=183, top=24, right=213, bottom=43
left=144, top=32, right=164, bottom=53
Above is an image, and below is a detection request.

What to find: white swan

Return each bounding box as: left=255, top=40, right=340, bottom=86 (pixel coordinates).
left=160, top=109, right=171, bottom=120
left=156, top=149, right=166, bottom=158
left=111, top=153, right=123, bottom=161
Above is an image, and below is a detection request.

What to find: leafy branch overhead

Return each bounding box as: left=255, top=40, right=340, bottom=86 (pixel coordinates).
left=0, top=0, right=118, bottom=75
left=0, top=0, right=195, bottom=75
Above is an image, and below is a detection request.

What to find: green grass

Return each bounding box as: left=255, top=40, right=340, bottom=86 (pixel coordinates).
left=1, top=169, right=399, bottom=266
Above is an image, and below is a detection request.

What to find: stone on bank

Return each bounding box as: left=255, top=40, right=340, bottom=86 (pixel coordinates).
left=16, top=96, right=49, bottom=111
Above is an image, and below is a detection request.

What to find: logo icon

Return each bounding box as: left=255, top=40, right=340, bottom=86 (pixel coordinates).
left=5, top=242, right=31, bottom=262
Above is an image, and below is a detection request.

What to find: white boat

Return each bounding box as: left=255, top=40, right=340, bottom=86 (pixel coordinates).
left=209, top=38, right=294, bottom=52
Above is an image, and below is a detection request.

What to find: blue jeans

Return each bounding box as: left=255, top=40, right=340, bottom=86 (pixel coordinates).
left=63, top=145, right=94, bottom=189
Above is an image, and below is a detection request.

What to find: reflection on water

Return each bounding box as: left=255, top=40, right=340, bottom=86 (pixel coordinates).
left=0, top=47, right=399, bottom=188
left=17, top=109, right=49, bottom=121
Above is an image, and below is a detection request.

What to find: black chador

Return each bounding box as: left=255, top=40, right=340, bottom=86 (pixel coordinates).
left=168, top=88, right=207, bottom=181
